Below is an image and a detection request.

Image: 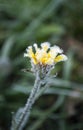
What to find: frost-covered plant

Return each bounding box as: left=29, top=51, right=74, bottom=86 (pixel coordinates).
left=11, top=42, right=67, bottom=130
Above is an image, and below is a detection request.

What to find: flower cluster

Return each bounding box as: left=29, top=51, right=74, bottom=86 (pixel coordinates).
left=11, top=42, right=68, bottom=130
left=24, top=42, right=67, bottom=65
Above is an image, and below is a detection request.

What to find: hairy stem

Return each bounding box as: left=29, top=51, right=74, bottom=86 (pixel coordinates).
left=12, top=72, right=41, bottom=130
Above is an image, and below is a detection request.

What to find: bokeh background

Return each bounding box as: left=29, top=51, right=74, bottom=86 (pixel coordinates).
left=0, top=0, right=83, bottom=130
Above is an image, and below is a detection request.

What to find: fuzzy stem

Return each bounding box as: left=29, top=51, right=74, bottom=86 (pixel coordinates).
left=13, top=72, right=41, bottom=130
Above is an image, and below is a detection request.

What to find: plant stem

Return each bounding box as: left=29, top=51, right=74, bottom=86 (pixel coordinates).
left=13, top=72, right=41, bottom=130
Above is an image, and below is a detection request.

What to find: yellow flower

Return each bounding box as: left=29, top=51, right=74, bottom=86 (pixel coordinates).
left=24, top=42, right=67, bottom=65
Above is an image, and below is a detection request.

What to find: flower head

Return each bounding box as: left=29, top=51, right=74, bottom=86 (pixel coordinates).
left=24, top=42, right=67, bottom=65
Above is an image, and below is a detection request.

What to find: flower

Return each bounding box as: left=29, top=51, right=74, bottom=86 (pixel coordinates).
left=24, top=42, right=67, bottom=65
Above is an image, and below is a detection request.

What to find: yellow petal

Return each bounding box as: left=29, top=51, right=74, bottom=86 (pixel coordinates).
left=32, top=58, right=38, bottom=64
left=55, top=54, right=67, bottom=63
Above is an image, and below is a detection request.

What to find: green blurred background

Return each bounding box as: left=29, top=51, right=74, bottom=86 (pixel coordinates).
left=0, top=0, right=83, bottom=130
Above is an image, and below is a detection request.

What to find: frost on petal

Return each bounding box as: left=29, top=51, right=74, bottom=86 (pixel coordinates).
left=33, top=43, right=38, bottom=51
left=53, top=45, right=63, bottom=54
left=41, top=42, right=50, bottom=51
left=49, top=47, right=58, bottom=58
left=36, top=49, right=46, bottom=63
left=55, top=54, right=68, bottom=63
left=28, top=46, right=32, bottom=49
left=24, top=53, right=28, bottom=57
